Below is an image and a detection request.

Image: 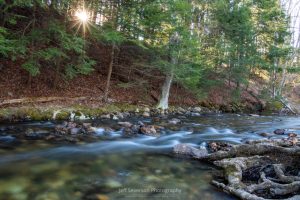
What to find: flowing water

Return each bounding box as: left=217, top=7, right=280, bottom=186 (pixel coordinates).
left=0, top=114, right=300, bottom=200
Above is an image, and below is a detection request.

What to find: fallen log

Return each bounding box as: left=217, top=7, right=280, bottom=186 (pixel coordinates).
left=0, top=97, right=95, bottom=107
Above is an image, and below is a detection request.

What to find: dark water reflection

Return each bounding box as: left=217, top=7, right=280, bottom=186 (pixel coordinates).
left=0, top=114, right=299, bottom=200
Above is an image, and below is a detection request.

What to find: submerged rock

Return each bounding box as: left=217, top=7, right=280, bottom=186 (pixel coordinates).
left=25, top=128, right=49, bottom=139
left=168, top=118, right=181, bottom=125
left=118, top=121, right=133, bottom=128
left=173, top=143, right=208, bottom=158
left=70, top=128, right=81, bottom=135
left=259, top=132, right=273, bottom=137
left=274, top=129, right=285, bottom=135
left=191, top=112, right=201, bottom=117
left=55, top=121, right=92, bottom=136
left=0, top=135, right=16, bottom=143
left=0, top=135, right=19, bottom=149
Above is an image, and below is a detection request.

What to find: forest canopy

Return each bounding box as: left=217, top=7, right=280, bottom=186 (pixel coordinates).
left=0, top=0, right=299, bottom=109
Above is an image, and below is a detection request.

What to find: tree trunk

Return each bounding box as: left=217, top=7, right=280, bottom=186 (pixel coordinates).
left=272, top=58, right=278, bottom=99
left=53, top=61, right=60, bottom=89
left=157, top=70, right=174, bottom=110
left=103, top=44, right=115, bottom=102
left=157, top=32, right=180, bottom=110
left=278, top=61, right=288, bottom=96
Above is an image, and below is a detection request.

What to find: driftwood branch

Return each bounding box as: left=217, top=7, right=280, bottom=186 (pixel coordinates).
left=173, top=138, right=300, bottom=200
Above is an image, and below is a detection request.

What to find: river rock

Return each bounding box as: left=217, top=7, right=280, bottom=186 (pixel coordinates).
left=0, top=135, right=16, bottom=143
left=259, top=132, right=273, bottom=137
left=191, top=112, right=201, bottom=117
left=25, top=129, right=48, bottom=139
left=137, top=121, right=144, bottom=126
left=100, top=114, right=111, bottom=119
left=112, top=115, right=119, bottom=120
left=115, top=112, right=124, bottom=119
left=123, top=112, right=131, bottom=117
left=69, top=128, right=81, bottom=135
left=177, top=107, right=186, bottom=113
left=191, top=107, right=202, bottom=112
left=185, top=111, right=191, bottom=116
left=55, top=125, right=68, bottom=135
left=142, top=112, right=150, bottom=117
left=140, top=125, right=158, bottom=136
left=144, top=107, right=150, bottom=112
left=173, top=143, right=208, bottom=158
left=288, top=132, right=297, bottom=138
left=168, top=118, right=181, bottom=124
left=82, top=123, right=92, bottom=129
left=274, top=129, right=285, bottom=135
left=118, top=122, right=133, bottom=128
left=55, top=121, right=90, bottom=135
left=199, top=142, right=208, bottom=149
left=208, top=142, right=232, bottom=152
left=0, top=135, right=19, bottom=149
left=249, top=114, right=260, bottom=117
left=63, top=136, right=79, bottom=143
left=123, top=125, right=139, bottom=137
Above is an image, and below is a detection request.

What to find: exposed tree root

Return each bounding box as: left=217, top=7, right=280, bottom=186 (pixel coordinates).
left=174, top=138, right=300, bottom=199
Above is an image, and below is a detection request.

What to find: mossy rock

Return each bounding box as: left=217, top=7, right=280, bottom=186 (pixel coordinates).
left=264, top=100, right=284, bottom=113
left=0, top=103, right=142, bottom=122
left=55, top=111, right=70, bottom=120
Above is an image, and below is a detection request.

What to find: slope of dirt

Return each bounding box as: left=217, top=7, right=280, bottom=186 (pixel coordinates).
left=0, top=44, right=265, bottom=112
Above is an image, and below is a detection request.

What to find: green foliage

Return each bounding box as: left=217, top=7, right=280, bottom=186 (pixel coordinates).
left=65, top=58, right=95, bottom=79
left=0, top=0, right=295, bottom=101
left=0, top=27, right=26, bottom=59
left=101, top=29, right=125, bottom=45
left=22, top=59, right=40, bottom=76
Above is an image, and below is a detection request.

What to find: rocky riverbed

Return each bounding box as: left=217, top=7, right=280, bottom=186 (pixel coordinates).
left=0, top=113, right=300, bottom=199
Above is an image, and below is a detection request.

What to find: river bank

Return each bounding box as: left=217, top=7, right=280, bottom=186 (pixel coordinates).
left=0, top=98, right=294, bottom=123
left=0, top=102, right=221, bottom=122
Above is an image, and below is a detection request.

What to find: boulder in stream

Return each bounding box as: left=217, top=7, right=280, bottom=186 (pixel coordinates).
left=140, top=125, right=158, bottom=136
left=168, top=118, right=181, bottom=125
left=274, top=129, right=285, bottom=135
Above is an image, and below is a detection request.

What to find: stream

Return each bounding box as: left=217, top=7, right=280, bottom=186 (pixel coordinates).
left=0, top=114, right=299, bottom=200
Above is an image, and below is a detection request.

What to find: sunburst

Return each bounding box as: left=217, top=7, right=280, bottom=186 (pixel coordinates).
left=72, top=6, right=93, bottom=36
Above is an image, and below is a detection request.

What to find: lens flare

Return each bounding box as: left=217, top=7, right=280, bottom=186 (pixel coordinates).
left=75, top=10, right=89, bottom=23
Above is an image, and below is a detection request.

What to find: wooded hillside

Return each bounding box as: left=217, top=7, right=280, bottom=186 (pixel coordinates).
left=1, top=0, right=299, bottom=112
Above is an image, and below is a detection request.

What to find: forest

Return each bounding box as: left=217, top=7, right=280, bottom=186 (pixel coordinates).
left=1, top=0, right=299, bottom=112
left=1, top=1, right=300, bottom=200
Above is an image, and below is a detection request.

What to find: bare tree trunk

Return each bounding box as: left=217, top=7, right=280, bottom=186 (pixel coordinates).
left=157, top=70, right=174, bottom=109
left=278, top=61, right=288, bottom=96
left=53, top=59, right=61, bottom=89
left=103, top=44, right=115, bottom=102
left=272, top=58, right=278, bottom=99
left=157, top=32, right=180, bottom=110
left=27, top=2, right=37, bottom=88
